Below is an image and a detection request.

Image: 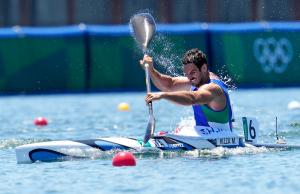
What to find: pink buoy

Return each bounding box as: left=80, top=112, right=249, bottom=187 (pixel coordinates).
left=34, top=117, right=48, bottom=126
left=112, top=152, right=136, bottom=167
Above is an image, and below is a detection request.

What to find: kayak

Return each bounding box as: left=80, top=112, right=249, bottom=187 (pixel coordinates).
left=15, top=117, right=300, bottom=163
left=15, top=133, right=246, bottom=163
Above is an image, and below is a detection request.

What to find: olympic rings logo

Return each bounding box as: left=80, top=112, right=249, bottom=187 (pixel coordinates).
left=253, top=37, right=293, bottom=74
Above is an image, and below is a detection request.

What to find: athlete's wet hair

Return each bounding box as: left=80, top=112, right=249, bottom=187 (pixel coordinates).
left=182, top=48, right=208, bottom=70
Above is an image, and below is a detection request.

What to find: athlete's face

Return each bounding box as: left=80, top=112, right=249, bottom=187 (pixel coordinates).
left=183, top=63, right=202, bottom=87
left=183, top=63, right=208, bottom=87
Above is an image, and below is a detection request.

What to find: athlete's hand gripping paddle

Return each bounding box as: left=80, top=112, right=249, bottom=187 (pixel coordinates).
left=130, top=13, right=156, bottom=144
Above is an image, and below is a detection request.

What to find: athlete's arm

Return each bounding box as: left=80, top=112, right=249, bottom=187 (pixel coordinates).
left=140, top=55, right=190, bottom=92
left=145, top=84, right=225, bottom=107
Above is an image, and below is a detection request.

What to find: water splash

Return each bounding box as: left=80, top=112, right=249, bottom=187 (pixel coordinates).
left=175, top=116, right=195, bottom=128
left=94, top=146, right=273, bottom=161
left=129, top=11, right=184, bottom=77
left=182, top=146, right=274, bottom=159
left=135, top=146, right=272, bottom=160
left=131, top=30, right=184, bottom=77
left=147, top=34, right=184, bottom=77
left=215, top=63, right=238, bottom=90
left=129, top=11, right=238, bottom=87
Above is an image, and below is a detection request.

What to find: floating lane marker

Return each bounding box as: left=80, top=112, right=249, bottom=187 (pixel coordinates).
left=112, top=151, right=136, bottom=167
left=118, top=102, right=130, bottom=111
left=288, top=100, right=300, bottom=110
left=34, top=117, right=48, bottom=126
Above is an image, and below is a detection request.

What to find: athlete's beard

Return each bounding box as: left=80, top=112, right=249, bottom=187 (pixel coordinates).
left=191, top=80, right=200, bottom=87
left=191, top=78, right=202, bottom=88
left=194, top=72, right=210, bottom=87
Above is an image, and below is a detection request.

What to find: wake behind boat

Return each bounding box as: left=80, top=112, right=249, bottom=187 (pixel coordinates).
left=15, top=117, right=300, bottom=163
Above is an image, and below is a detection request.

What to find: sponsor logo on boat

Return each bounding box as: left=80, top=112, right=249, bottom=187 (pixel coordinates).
left=166, top=143, right=184, bottom=148
left=154, top=139, right=184, bottom=148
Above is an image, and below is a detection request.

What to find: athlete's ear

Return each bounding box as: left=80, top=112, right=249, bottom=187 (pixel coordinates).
left=201, top=64, right=208, bottom=72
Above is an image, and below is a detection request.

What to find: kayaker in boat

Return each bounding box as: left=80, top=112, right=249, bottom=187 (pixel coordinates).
left=140, top=48, right=233, bottom=135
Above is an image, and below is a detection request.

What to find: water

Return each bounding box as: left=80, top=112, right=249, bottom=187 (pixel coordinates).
left=1, top=88, right=300, bottom=194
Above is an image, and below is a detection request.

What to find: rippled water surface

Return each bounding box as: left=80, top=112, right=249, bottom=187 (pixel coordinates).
left=1, top=88, right=300, bottom=194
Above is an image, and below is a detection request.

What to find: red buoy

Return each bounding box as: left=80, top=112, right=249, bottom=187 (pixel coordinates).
left=112, top=152, right=136, bottom=167
left=34, top=117, right=48, bottom=126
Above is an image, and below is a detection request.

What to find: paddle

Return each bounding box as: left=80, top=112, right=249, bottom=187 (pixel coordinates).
left=130, top=13, right=156, bottom=143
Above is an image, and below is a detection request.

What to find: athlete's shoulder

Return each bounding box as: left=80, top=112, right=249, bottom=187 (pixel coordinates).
left=197, top=81, right=219, bottom=93
left=203, top=80, right=224, bottom=97
left=209, top=72, right=221, bottom=79
left=209, top=72, right=226, bottom=87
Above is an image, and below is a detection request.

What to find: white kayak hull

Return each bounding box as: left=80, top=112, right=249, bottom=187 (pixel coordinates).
left=16, top=134, right=244, bottom=164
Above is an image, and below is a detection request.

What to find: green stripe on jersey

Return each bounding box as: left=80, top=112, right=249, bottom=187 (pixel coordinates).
left=201, top=104, right=229, bottom=124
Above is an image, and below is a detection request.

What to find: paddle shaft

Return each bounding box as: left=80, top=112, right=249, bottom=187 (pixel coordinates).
left=145, top=63, right=154, bottom=116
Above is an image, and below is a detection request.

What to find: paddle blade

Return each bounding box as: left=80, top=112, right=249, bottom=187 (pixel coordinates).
left=143, top=113, right=155, bottom=144
left=130, top=13, right=156, bottom=51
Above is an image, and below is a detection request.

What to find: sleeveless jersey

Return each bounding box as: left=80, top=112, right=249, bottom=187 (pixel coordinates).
left=191, top=79, right=233, bottom=131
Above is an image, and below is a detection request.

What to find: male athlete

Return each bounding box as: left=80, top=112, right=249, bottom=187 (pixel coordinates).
left=140, top=48, right=233, bottom=135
